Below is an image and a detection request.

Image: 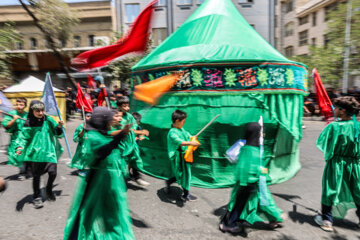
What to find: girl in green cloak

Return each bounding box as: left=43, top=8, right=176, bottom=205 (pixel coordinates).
left=69, top=112, right=92, bottom=173
left=315, top=96, right=360, bottom=232
left=220, top=122, right=283, bottom=233
left=166, top=109, right=201, bottom=202
left=63, top=107, right=135, bottom=240
left=15, top=100, right=64, bottom=209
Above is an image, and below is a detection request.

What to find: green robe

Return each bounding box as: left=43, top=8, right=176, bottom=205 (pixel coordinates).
left=69, top=123, right=86, bottom=170
left=63, top=130, right=135, bottom=240
left=1, top=110, right=27, bottom=166
left=120, top=113, right=143, bottom=171
left=110, top=100, right=117, bottom=109
left=167, top=127, right=192, bottom=191
left=108, top=125, right=130, bottom=178
left=227, top=146, right=283, bottom=224
left=15, top=116, right=63, bottom=164
left=317, top=120, right=360, bottom=219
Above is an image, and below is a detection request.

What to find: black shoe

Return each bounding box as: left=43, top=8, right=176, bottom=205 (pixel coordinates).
left=33, top=197, right=43, bottom=209
left=46, top=191, right=56, bottom=201
left=181, top=194, right=198, bottom=202
left=164, top=180, right=171, bottom=194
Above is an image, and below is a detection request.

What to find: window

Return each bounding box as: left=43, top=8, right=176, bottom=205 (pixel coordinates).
left=30, top=38, right=37, bottom=49
left=299, top=15, right=309, bottom=25
left=325, top=3, right=338, bottom=21
left=285, top=0, right=293, bottom=13
left=60, top=39, right=66, bottom=48
left=88, top=35, right=95, bottom=47
left=74, top=36, right=81, bottom=48
left=125, top=4, right=140, bottom=23
left=239, top=0, right=253, bottom=7
left=178, top=0, right=192, bottom=5
left=152, top=28, right=167, bottom=46
left=156, top=0, right=166, bottom=6
left=285, top=22, right=294, bottom=37
left=298, top=30, right=308, bottom=46
left=311, top=37, right=316, bottom=46
left=285, top=46, right=294, bottom=57
left=312, top=12, right=317, bottom=26
left=15, top=42, right=23, bottom=50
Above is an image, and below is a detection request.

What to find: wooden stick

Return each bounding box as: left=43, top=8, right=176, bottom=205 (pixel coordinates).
left=0, top=111, right=26, bottom=121
left=195, top=114, right=220, bottom=137
left=81, top=106, right=86, bottom=123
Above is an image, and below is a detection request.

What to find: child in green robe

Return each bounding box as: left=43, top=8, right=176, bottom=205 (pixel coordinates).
left=108, top=110, right=130, bottom=178
left=220, top=122, right=283, bottom=233
left=117, top=96, right=150, bottom=187
left=1, top=97, right=30, bottom=179
left=63, top=107, right=135, bottom=240
left=69, top=112, right=92, bottom=173
left=315, top=96, right=360, bottom=232
left=166, top=109, right=200, bottom=202
left=15, top=100, right=64, bottom=209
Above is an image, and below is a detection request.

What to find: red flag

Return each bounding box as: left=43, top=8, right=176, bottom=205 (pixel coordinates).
left=76, top=83, right=93, bottom=112
left=312, top=68, right=334, bottom=121
left=97, top=87, right=108, bottom=106
left=71, top=0, right=158, bottom=71
left=87, top=74, right=96, bottom=89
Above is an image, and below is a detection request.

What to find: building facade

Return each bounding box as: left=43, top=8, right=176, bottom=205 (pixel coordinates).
left=114, top=0, right=276, bottom=48
left=275, top=0, right=339, bottom=57
left=0, top=0, right=114, bottom=87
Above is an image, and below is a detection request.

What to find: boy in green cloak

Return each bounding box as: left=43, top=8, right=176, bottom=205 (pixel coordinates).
left=220, top=122, right=283, bottom=233
left=166, top=109, right=201, bottom=202
left=69, top=112, right=92, bottom=174
left=15, top=100, right=64, bottom=209
left=1, top=97, right=30, bottom=179
left=315, top=96, right=360, bottom=232
left=117, top=96, right=150, bottom=187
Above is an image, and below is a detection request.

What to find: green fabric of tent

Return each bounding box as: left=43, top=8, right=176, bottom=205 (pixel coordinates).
left=131, top=0, right=307, bottom=188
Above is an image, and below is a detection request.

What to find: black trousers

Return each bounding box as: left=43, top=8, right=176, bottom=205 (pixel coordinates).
left=222, top=184, right=257, bottom=227
left=31, top=162, right=57, bottom=199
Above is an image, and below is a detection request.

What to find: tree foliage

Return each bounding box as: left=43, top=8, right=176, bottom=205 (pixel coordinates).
left=292, top=1, right=360, bottom=88
left=0, top=22, right=22, bottom=80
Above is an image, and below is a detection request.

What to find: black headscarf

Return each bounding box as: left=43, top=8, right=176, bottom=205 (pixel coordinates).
left=86, top=107, right=115, bottom=135
left=25, top=100, right=46, bottom=127
left=244, top=122, right=261, bottom=147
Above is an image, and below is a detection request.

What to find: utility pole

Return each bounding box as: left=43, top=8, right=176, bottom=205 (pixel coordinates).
left=342, top=0, right=352, bottom=94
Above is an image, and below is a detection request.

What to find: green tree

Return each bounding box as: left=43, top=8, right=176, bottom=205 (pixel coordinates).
left=292, top=1, right=360, bottom=88
left=0, top=22, right=23, bottom=81
left=19, top=0, right=80, bottom=87
left=108, top=56, right=142, bottom=88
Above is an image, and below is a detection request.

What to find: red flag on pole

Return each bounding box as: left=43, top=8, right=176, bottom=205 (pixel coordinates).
left=87, top=74, right=96, bottom=89
left=76, top=83, right=93, bottom=112
left=97, top=87, right=108, bottom=106
left=312, top=68, right=334, bottom=121
left=71, top=0, right=158, bottom=71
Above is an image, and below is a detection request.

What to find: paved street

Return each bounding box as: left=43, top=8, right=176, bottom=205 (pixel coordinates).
left=0, top=119, right=360, bottom=240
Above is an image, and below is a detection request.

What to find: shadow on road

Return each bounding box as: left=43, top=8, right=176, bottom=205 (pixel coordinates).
left=127, top=181, right=148, bottom=192
left=156, top=187, right=184, bottom=208
left=16, top=194, right=32, bottom=211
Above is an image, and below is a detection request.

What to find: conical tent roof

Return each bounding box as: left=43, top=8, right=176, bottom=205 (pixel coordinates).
left=4, top=76, right=63, bottom=93
left=133, top=0, right=297, bottom=71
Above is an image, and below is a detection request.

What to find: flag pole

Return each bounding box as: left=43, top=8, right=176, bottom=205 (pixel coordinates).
left=0, top=111, right=26, bottom=121
left=97, top=68, right=110, bottom=109
left=81, top=106, right=86, bottom=123
left=46, top=73, right=73, bottom=159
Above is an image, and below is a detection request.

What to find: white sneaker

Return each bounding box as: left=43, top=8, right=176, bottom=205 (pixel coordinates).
left=135, top=178, right=150, bottom=187
left=314, top=215, right=333, bottom=232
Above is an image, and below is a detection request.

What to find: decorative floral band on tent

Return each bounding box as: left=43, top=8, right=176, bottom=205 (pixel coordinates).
left=132, top=63, right=307, bottom=94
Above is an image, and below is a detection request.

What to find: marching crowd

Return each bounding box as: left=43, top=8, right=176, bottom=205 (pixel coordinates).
left=1, top=77, right=360, bottom=238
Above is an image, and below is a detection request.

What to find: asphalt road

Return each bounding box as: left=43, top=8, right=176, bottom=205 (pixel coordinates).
left=0, top=119, right=360, bottom=240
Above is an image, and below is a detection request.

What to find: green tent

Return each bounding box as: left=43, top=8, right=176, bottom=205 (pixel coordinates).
left=131, top=0, right=308, bottom=188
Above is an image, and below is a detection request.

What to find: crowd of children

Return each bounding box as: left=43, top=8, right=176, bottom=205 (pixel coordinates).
left=1, top=93, right=360, bottom=238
